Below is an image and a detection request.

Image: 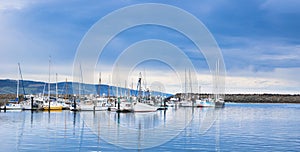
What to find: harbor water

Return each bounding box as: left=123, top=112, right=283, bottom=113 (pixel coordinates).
left=0, top=103, right=299, bottom=151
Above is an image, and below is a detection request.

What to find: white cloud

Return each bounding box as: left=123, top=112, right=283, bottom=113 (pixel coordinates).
left=260, top=0, right=300, bottom=14
left=0, top=1, right=25, bottom=10
left=0, top=1, right=299, bottom=95
left=226, top=67, right=300, bottom=94
left=0, top=0, right=39, bottom=11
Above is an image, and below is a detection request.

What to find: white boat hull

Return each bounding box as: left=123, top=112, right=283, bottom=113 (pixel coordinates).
left=1, top=103, right=23, bottom=110
left=196, top=100, right=215, bottom=107
left=133, top=102, right=157, bottom=112
left=179, top=100, right=196, bottom=107
left=80, top=105, right=108, bottom=111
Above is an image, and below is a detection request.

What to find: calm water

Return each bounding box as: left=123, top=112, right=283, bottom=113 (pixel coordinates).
left=0, top=103, right=299, bottom=151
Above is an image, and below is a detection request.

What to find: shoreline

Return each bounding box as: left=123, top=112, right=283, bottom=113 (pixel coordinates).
left=173, top=93, right=300, bottom=104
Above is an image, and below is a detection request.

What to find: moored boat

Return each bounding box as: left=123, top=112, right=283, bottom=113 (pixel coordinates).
left=132, top=102, right=157, bottom=112
left=196, top=98, right=215, bottom=107
left=1, top=102, right=23, bottom=111
left=43, top=100, right=63, bottom=110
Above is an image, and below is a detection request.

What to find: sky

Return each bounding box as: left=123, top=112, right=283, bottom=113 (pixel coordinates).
left=0, top=0, right=299, bottom=94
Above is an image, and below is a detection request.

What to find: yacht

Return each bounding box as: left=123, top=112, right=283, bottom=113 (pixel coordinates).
left=132, top=102, right=157, bottom=112
left=43, top=99, right=63, bottom=110
left=1, top=102, right=23, bottom=111
left=196, top=98, right=215, bottom=107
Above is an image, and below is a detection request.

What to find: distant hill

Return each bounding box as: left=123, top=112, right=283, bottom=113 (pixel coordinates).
left=0, top=79, right=172, bottom=97
left=0, top=79, right=70, bottom=95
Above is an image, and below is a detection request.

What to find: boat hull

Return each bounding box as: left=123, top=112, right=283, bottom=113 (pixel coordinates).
left=43, top=105, right=63, bottom=110
left=133, top=102, right=157, bottom=112
left=80, top=105, right=108, bottom=111
left=1, top=103, right=23, bottom=110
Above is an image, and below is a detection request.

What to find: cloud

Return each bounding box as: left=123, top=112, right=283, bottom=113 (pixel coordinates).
left=226, top=67, right=300, bottom=94
left=260, top=0, right=300, bottom=14
left=0, top=0, right=37, bottom=11
left=220, top=35, right=300, bottom=72
left=0, top=0, right=299, bottom=94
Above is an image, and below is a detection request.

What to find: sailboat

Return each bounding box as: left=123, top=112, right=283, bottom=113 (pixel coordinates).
left=43, top=57, right=63, bottom=110
left=55, top=74, right=70, bottom=110
left=78, top=71, right=108, bottom=111
left=1, top=63, right=24, bottom=110
left=115, top=98, right=133, bottom=113
left=196, top=98, right=215, bottom=107
left=196, top=59, right=225, bottom=108
left=132, top=72, right=157, bottom=112
left=114, top=71, right=133, bottom=113
left=214, top=59, right=225, bottom=108
left=179, top=69, right=195, bottom=107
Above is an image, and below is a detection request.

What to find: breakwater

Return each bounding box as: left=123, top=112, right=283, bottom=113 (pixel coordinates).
left=173, top=93, right=300, bottom=103
left=224, top=94, right=300, bottom=103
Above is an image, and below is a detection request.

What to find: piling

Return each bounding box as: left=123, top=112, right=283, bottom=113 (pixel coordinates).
left=93, top=101, right=96, bottom=111
left=31, top=97, right=34, bottom=110
left=48, top=99, right=50, bottom=112
left=73, top=97, right=77, bottom=110
left=117, top=98, right=120, bottom=110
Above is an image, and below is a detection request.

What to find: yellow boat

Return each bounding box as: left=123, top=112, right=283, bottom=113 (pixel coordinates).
left=43, top=103, right=63, bottom=110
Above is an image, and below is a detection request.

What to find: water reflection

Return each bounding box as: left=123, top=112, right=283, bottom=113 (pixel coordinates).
left=72, top=111, right=77, bottom=135
left=2, top=103, right=298, bottom=151
left=0, top=107, right=221, bottom=151
left=81, top=107, right=219, bottom=149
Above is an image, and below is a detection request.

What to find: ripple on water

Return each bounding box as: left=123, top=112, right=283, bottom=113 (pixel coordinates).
left=0, top=104, right=299, bottom=151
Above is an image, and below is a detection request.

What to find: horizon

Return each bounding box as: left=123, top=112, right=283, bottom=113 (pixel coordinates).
left=0, top=1, right=299, bottom=94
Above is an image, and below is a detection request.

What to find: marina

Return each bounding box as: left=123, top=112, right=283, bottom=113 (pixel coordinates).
left=0, top=69, right=225, bottom=113
left=0, top=1, right=299, bottom=151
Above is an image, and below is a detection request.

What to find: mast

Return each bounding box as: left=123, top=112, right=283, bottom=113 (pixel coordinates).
left=137, top=72, right=142, bottom=102
left=189, top=69, right=192, bottom=99
left=214, top=59, right=220, bottom=101
left=98, top=72, right=101, bottom=97
left=184, top=68, right=187, bottom=100
left=56, top=73, right=58, bottom=100
left=65, top=78, right=68, bottom=99
left=48, top=56, right=51, bottom=100
left=17, top=62, right=26, bottom=101
left=217, top=59, right=220, bottom=100
left=116, top=64, right=122, bottom=99
left=143, top=69, right=146, bottom=98
left=116, top=64, right=119, bottom=98
left=79, top=64, right=83, bottom=98
left=16, top=63, right=20, bottom=102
